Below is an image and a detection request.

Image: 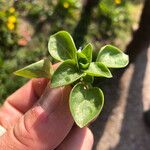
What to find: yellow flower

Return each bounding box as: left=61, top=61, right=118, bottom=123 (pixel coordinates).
left=114, top=0, right=121, bottom=4
left=9, top=7, right=15, bottom=13
left=8, top=16, right=16, bottom=23
left=63, top=2, right=69, bottom=9
left=7, top=22, right=15, bottom=30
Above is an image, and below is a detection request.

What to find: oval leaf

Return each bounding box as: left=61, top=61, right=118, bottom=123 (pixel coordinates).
left=70, top=83, right=104, bottom=128
left=48, top=31, right=77, bottom=61
left=51, top=60, right=83, bottom=88
left=14, top=58, right=52, bottom=79
left=96, top=45, right=129, bottom=68
left=84, top=62, right=112, bottom=78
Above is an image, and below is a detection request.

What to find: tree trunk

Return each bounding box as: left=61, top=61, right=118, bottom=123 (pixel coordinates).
left=126, top=0, right=150, bottom=63
left=73, top=0, right=100, bottom=48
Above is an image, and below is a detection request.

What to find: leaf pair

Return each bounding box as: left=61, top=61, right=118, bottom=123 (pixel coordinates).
left=14, top=31, right=129, bottom=128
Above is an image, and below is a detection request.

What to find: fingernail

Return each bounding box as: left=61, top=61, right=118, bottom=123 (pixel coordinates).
left=37, top=83, right=63, bottom=114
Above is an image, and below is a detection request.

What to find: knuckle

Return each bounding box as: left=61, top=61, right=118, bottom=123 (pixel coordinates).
left=12, top=107, right=46, bottom=149
left=13, top=116, right=35, bottom=148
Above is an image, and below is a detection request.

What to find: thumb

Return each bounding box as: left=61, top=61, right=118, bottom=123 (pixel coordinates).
left=0, top=85, right=74, bottom=150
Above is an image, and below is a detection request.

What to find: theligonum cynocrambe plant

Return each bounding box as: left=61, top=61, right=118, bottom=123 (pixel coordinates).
left=14, top=31, right=129, bottom=128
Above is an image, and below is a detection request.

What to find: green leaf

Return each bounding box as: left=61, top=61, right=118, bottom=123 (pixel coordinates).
left=81, top=43, right=92, bottom=64
left=77, top=52, right=89, bottom=70
left=96, top=45, right=129, bottom=68
left=48, top=31, right=77, bottom=61
left=14, top=58, right=52, bottom=79
left=84, top=62, right=112, bottom=78
left=70, top=83, right=104, bottom=128
left=51, top=60, right=83, bottom=88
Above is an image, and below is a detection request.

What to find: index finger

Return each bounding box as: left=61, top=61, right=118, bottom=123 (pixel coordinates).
left=0, top=78, right=49, bottom=129
left=3, top=63, right=60, bottom=114
left=6, top=78, right=49, bottom=113
left=0, top=64, right=59, bottom=129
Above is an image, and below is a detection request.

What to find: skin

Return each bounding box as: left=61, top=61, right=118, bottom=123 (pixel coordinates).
left=0, top=64, right=93, bottom=150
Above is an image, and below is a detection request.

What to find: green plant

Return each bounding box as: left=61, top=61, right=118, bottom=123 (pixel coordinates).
left=0, top=3, right=19, bottom=54
left=97, top=0, right=131, bottom=40
left=14, top=31, right=129, bottom=128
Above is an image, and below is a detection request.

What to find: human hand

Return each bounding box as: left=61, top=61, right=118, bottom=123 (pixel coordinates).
left=0, top=71, right=93, bottom=150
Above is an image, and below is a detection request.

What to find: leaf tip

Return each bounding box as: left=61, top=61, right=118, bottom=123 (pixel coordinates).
left=13, top=70, right=22, bottom=77
left=50, top=82, right=57, bottom=88
left=87, top=43, right=93, bottom=48
left=13, top=70, right=18, bottom=76
left=76, top=122, right=85, bottom=128
left=107, top=73, right=113, bottom=78
left=124, top=54, right=129, bottom=66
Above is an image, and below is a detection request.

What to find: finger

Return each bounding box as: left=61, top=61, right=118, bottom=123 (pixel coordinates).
left=2, top=63, right=59, bottom=114
left=0, top=63, right=60, bottom=129
left=56, top=126, right=94, bottom=150
left=0, top=78, right=49, bottom=129
left=6, top=78, right=49, bottom=113
left=0, top=85, right=74, bottom=150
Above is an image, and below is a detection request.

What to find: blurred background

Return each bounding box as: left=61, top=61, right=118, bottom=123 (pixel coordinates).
left=0, top=0, right=150, bottom=150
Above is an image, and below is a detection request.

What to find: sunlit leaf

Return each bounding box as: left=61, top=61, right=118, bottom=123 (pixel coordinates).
left=70, top=83, right=104, bottom=128
left=14, top=58, right=52, bottom=78
left=96, top=45, right=129, bottom=68
left=51, top=60, right=83, bottom=88
left=84, top=62, right=112, bottom=78
left=48, top=31, right=77, bottom=61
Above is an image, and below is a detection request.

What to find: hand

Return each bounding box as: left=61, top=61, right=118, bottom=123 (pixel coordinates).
left=0, top=78, right=93, bottom=150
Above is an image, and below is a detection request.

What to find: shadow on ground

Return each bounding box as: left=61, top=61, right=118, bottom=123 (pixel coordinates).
left=91, top=45, right=150, bottom=150
left=90, top=1, right=150, bottom=148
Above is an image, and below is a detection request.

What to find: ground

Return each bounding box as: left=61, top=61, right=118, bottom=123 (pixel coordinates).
left=90, top=46, right=150, bottom=150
